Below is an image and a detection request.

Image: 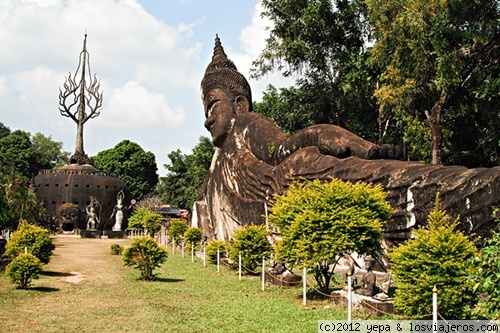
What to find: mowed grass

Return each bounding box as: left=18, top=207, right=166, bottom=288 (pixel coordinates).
left=0, top=236, right=350, bottom=333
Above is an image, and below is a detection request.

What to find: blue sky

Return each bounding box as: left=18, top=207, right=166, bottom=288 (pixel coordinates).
left=0, top=0, right=293, bottom=174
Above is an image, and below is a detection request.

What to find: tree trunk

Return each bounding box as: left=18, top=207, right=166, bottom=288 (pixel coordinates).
left=425, top=95, right=447, bottom=165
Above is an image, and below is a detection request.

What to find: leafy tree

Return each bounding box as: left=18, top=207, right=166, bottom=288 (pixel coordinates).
left=206, top=240, right=229, bottom=264
left=229, top=225, right=272, bottom=272
left=0, top=130, right=37, bottom=179
left=269, top=178, right=391, bottom=290
left=0, top=122, right=10, bottom=139
left=93, top=140, right=158, bottom=200
left=127, top=206, right=149, bottom=231
left=30, top=132, right=69, bottom=168
left=366, top=0, right=500, bottom=164
left=7, top=219, right=55, bottom=264
left=252, top=0, right=385, bottom=143
left=122, top=237, right=168, bottom=281
left=127, top=206, right=163, bottom=235
left=389, top=195, right=478, bottom=319
left=168, top=219, right=188, bottom=245
left=159, top=136, right=214, bottom=210
left=5, top=253, right=43, bottom=289
left=3, top=178, right=42, bottom=229
left=142, top=211, right=163, bottom=236
left=0, top=188, right=12, bottom=230
left=471, top=208, right=500, bottom=319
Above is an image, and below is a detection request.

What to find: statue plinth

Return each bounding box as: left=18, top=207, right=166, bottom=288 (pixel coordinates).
left=82, top=230, right=102, bottom=239
left=107, top=231, right=126, bottom=239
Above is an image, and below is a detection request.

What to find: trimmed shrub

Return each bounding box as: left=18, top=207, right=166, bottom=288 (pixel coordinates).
left=5, top=253, right=43, bottom=289
left=6, top=219, right=55, bottom=264
left=389, top=195, right=478, bottom=319
left=206, top=240, right=229, bottom=264
left=184, top=227, right=203, bottom=252
left=229, top=225, right=272, bottom=272
left=142, top=212, right=163, bottom=236
left=122, top=237, right=168, bottom=281
left=169, top=219, right=188, bottom=244
left=110, top=244, right=124, bottom=255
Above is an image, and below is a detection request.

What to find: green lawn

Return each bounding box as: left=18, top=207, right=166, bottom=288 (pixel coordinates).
left=0, top=236, right=354, bottom=333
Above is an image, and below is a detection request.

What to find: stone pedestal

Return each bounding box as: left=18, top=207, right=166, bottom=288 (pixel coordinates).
left=82, top=230, right=102, bottom=238
left=331, top=290, right=394, bottom=317
left=108, top=230, right=126, bottom=239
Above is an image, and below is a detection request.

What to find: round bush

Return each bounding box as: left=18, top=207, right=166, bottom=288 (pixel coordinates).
left=6, top=253, right=43, bottom=289
left=110, top=244, right=124, bottom=255
left=205, top=240, right=228, bottom=264
left=122, top=237, right=168, bottom=280
left=229, top=225, right=272, bottom=272
left=184, top=227, right=203, bottom=251
left=7, top=219, right=55, bottom=264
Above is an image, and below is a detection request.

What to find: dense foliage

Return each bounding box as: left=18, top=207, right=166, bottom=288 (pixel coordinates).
left=269, top=178, right=391, bottom=290
left=229, top=225, right=272, bottom=272
left=269, top=179, right=390, bottom=265
left=110, top=244, right=124, bottom=255
left=471, top=208, right=500, bottom=319
left=205, top=240, right=229, bottom=265
left=254, top=0, right=500, bottom=166
left=253, top=0, right=385, bottom=143
left=158, top=136, right=214, bottom=210
left=7, top=220, right=55, bottom=265
left=389, top=195, right=478, bottom=319
left=0, top=125, right=69, bottom=180
left=2, top=178, right=42, bottom=230
left=184, top=227, right=203, bottom=251
left=122, top=237, right=168, bottom=281
left=5, top=253, right=43, bottom=289
left=366, top=0, right=500, bottom=164
left=93, top=140, right=158, bottom=200
left=168, top=219, right=188, bottom=245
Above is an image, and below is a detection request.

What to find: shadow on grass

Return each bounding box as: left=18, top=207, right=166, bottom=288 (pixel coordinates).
left=30, top=286, right=60, bottom=292
left=41, top=270, right=73, bottom=277
left=154, top=277, right=185, bottom=283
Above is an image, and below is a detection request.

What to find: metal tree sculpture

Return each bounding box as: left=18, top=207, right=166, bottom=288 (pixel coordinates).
left=59, top=34, right=103, bottom=165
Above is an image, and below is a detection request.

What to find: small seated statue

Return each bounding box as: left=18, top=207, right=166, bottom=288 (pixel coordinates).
left=356, top=258, right=377, bottom=297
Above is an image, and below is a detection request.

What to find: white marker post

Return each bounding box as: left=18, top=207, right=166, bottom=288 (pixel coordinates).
left=433, top=285, right=438, bottom=332
left=181, top=242, right=185, bottom=258
left=261, top=257, right=265, bottom=291
left=303, top=265, right=307, bottom=306
left=347, top=269, right=352, bottom=323
left=238, top=253, right=242, bottom=281
left=191, top=242, right=194, bottom=262
left=217, top=248, right=220, bottom=273
left=203, top=246, right=206, bottom=267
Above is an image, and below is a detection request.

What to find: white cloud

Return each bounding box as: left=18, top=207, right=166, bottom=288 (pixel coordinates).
left=103, top=81, right=185, bottom=129
left=0, top=0, right=295, bottom=176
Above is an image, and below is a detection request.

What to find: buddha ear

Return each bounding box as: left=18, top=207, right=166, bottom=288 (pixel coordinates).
left=234, top=95, right=250, bottom=115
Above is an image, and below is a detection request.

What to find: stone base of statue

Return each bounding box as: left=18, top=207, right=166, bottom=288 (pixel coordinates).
left=108, top=230, right=126, bottom=239
left=331, top=290, right=394, bottom=317
left=82, top=229, right=102, bottom=238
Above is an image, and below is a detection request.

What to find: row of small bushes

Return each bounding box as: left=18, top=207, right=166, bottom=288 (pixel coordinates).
left=3, top=220, right=55, bottom=289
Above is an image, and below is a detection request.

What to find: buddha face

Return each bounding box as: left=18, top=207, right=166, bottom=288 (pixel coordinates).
left=203, top=88, right=236, bottom=148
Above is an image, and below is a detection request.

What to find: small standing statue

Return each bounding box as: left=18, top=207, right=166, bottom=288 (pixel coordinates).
left=86, top=197, right=99, bottom=230
left=110, top=190, right=126, bottom=231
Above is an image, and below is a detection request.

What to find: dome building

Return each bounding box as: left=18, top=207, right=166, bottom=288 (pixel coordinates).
left=33, top=35, right=130, bottom=237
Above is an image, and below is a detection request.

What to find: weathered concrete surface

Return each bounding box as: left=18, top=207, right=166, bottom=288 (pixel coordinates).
left=194, top=113, right=500, bottom=244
